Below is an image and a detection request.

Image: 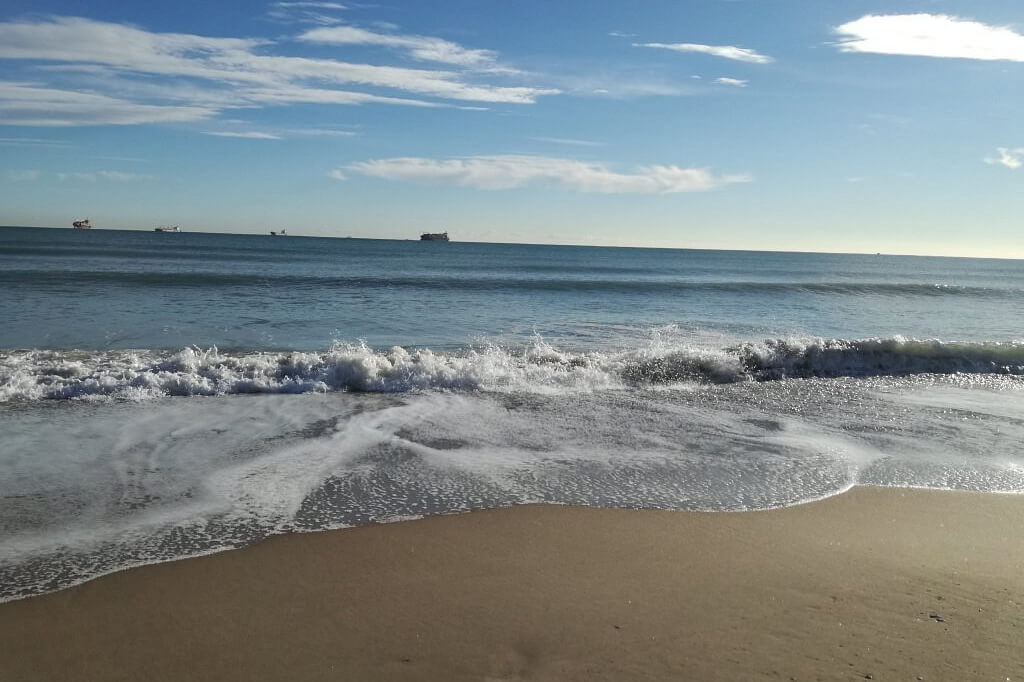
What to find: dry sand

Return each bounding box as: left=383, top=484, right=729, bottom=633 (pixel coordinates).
left=2, top=487, right=1023, bottom=681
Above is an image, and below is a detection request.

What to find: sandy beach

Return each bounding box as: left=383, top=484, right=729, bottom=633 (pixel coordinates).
left=2, top=487, right=1022, bottom=681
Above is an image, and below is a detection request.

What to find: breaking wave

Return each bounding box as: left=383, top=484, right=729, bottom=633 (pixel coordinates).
left=4, top=336, right=1024, bottom=402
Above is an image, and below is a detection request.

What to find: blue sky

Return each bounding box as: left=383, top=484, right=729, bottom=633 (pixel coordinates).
left=1, top=0, right=1023, bottom=257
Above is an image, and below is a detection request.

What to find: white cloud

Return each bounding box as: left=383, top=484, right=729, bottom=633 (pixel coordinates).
left=234, top=83, right=444, bottom=107
left=0, top=17, right=267, bottom=76
left=5, top=169, right=39, bottom=181
left=204, top=131, right=283, bottom=139
left=0, top=81, right=216, bottom=126
left=634, top=42, right=773, bottom=64
left=0, top=16, right=559, bottom=126
left=299, top=25, right=502, bottom=69
left=327, top=168, right=347, bottom=180
left=344, top=155, right=750, bottom=193
left=237, top=57, right=552, bottom=103
left=714, top=77, right=748, bottom=87
left=835, top=14, right=1024, bottom=61
left=985, top=147, right=1024, bottom=169
left=58, top=170, right=152, bottom=181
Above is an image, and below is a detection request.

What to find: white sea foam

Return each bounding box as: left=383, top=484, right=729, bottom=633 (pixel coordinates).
left=3, top=335, right=1024, bottom=403
left=3, top=374, right=1024, bottom=602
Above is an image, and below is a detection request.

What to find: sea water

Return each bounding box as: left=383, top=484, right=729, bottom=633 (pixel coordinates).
left=2, top=226, right=1023, bottom=600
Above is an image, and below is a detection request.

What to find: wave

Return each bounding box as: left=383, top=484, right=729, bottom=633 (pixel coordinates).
left=0, top=269, right=1010, bottom=298
left=3, top=337, right=1024, bottom=402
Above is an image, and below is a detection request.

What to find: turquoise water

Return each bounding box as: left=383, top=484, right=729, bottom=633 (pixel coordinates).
left=2, top=225, right=1023, bottom=600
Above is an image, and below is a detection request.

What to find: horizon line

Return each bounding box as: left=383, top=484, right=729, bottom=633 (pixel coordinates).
left=0, top=224, right=1019, bottom=262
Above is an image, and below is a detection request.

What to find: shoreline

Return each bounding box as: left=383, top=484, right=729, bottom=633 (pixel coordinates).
left=3, top=486, right=1023, bottom=681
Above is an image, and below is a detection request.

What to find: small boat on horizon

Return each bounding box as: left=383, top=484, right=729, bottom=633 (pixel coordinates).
left=72, top=218, right=91, bottom=229
left=154, top=225, right=180, bottom=233
left=420, top=231, right=449, bottom=241
left=270, top=229, right=288, bottom=236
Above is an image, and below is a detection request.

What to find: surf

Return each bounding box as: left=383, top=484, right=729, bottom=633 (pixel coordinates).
left=4, top=336, right=1024, bottom=402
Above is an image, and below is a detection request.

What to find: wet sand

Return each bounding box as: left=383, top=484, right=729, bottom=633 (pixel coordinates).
left=2, top=487, right=1022, bottom=681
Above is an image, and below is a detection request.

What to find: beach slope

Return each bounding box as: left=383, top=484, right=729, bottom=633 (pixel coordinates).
left=2, top=487, right=1022, bottom=681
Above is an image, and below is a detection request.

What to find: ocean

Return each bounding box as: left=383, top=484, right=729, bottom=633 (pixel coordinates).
left=2, top=225, right=1023, bottom=601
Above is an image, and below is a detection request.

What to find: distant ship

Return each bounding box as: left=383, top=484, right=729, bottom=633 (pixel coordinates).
left=270, top=229, right=288, bottom=236
left=420, top=232, right=449, bottom=241
left=72, top=218, right=91, bottom=229
left=154, top=225, right=180, bottom=233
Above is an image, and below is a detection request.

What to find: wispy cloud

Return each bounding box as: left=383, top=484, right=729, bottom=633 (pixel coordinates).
left=299, top=25, right=505, bottom=69
left=834, top=14, right=1024, bottom=61
left=205, top=128, right=352, bottom=139
left=867, top=113, right=911, bottom=127
left=5, top=169, right=39, bottom=181
left=857, top=113, right=911, bottom=136
left=555, top=72, right=692, bottom=99
left=57, top=170, right=153, bottom=181
left=275, top=1, right=347, bottom=9
left=289, top=127, right=357, bottom=137
left=528, top=136, right=603, bottom=147
left=609, top=31, right=638, bottom=39
left=714, top=77, right=748, bottom=87
left=267, top=1, right=347, bottom=26
left=0, top=16, right=559, bottom=127
left=0, top=81, right=216, bottom=126
left=343, top=155, right=750, bottom=193
left=0, top=136, right=70, bottom=146
left=634, top=42, right=774, bottom=64
left=204, top=131, right=283, bottom=139
left=985, top=147, right=1024, bottom=169
left=327, top=168, right=347, bottom=180
left=96, top=155, right=150, bottom=162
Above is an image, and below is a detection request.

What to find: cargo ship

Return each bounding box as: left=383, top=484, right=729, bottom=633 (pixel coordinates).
left=154, top=225, right=180, bottom=233
left=72, top=218, right=91, bottom=229
left=420, top=232, right=449, bottom=241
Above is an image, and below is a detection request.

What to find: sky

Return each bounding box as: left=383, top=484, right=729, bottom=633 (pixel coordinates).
left=1, top=0, right=1024, bottom=257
